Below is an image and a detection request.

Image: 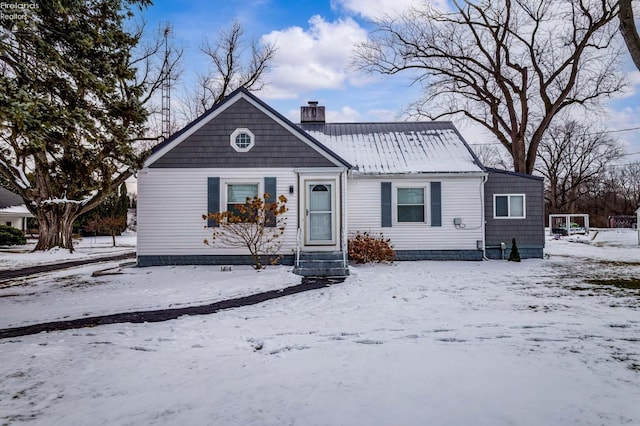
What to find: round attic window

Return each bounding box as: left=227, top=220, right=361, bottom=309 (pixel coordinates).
left=230, top=128, right=255, bottom=152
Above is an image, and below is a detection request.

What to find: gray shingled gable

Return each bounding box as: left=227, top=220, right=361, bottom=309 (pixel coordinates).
left=151, top=98, right=341, bottom=168
left=147, top=88, right=351, bottom=169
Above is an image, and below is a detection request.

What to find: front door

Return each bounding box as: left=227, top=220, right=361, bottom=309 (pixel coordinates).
left=305, top=181, right=335, bottom=245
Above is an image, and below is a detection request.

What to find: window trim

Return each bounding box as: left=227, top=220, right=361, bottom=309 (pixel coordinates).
left=493, top=194, right=526, bottom=219
left=230, top=128, right=255, bottom=152
left=393, top=184, right=428, bottom=225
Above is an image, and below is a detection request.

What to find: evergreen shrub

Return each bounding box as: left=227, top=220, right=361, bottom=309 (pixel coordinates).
left=508, top=238, right=521, bottom=262
left=0, top=225, right=27, bottom=246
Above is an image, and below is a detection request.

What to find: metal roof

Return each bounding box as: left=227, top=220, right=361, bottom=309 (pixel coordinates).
left=299, top=121, right=484, bottom=174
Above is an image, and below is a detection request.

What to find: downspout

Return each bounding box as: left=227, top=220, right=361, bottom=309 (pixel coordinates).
left=296, top=172, right=301, bottom=268
left=480, top=174, right=489, bottom=260
left=342, top=170, right=348, bottom=269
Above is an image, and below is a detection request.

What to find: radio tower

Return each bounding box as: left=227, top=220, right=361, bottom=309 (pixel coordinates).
left=161, top=23, right=172, bottom=139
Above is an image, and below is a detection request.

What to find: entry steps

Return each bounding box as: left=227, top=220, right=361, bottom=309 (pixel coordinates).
left=293, top=251, right=349, bottom=278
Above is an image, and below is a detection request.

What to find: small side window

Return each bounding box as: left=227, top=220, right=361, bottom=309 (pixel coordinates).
left=494, top=194, right=525, bottom=219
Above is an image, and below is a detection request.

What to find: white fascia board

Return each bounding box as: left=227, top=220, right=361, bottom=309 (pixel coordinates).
left=349, top=171, right=488, bottom=179
left=294, top=167, right=348, bottom=174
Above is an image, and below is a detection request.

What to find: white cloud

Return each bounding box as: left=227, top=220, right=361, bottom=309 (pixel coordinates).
left=366, top=109, right=398, bottom=121
left=326, top=106, right=361, bottom=122
left=603, top=105, right=640, bottom=153
left=260, top=15, right=368, bottom=98
left=331, top=0, right=450, bottom=20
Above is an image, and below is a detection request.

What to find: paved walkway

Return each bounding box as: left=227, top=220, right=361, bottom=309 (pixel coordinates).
left=0, top=252, right=136, bottom=281
left=0, top=277, right=341, bottom=340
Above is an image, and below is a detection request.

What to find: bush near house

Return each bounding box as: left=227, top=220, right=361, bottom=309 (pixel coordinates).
left=0, top=225, right=27, bottom=246
left=348, top=232, right=396, bottom=264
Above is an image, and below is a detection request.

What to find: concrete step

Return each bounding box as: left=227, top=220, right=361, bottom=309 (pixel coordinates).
left=298, top=259, right=345, bottom=269
left=293, top=267, right=350, bottom=277
left=295, top=251, right=349, bottom=278
left=298, top=251, right=344, bottom=261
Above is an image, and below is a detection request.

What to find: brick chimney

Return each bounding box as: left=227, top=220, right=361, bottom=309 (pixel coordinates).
left=300, top=101, right=325, bottom=123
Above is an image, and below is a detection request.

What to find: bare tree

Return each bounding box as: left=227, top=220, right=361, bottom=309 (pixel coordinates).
left=470, top=144, right=511, bottom=170
left=614, top=161, right=640, bottom=210
left=535, top=119, right=622, bottom=213
left=354, top=0, right=625, bottom=174
left=619, top=0, right=640, bottom=70
left=181, top=20, right=276, bottom=121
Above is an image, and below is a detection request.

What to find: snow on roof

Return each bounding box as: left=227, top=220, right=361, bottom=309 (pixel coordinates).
left=0, top=204, right=33, bottom=217
left=299, top=122, right=484, bottom=175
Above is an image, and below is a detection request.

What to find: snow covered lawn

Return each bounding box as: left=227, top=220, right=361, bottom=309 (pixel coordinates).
left=0, top=231, right=136, bottom=270
left=1, top=229, right=639, bottom=425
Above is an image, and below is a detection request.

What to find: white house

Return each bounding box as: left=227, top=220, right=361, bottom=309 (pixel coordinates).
left=137, top=88, right=544, bottom=276
left=0, top=187, right=32, bottom=231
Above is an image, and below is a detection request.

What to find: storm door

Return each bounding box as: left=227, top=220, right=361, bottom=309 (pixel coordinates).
left=305, top=182, right=335, bottom=245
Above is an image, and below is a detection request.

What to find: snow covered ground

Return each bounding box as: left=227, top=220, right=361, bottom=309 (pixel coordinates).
left=1, top=229, right=639, bottom=425
left=0, top=231, right=136, bottom=269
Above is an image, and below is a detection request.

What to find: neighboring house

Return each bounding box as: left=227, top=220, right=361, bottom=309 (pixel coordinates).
left=137, top=88, right=544, bottom=275
left=0, top=187, right=33, bottom=231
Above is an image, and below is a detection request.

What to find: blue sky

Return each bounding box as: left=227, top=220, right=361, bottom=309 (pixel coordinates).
left=140, top=0, right=640, bottom=156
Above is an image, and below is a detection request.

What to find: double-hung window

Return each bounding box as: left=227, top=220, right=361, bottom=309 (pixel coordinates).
left=494, top=194, right=525, bottom=219
left=227, top=183, right=259, bottom=219
left=397, top=187, right=425, bottom=222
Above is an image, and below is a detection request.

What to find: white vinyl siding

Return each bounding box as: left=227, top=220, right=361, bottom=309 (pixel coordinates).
left=137, top=168, right=298, bottom=256
left=347, top=175, right=485, bottom=251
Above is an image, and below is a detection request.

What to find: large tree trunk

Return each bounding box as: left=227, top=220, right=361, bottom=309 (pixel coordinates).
left=619, top=0, right=640, bottom=71
left=34, top=204, right=81, bottom=253
left=511, top=135, right=527, bottom=174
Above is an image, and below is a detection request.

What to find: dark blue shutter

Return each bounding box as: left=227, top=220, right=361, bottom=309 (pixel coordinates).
left=207, top=177, right=220, bottom=227
left=264, top=177, right=277, bottom=227
left=381, top=182, right=392, bottom=227
left=430, top=181, right=441, bottom=227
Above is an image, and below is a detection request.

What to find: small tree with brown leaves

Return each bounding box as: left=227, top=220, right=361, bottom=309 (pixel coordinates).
left=203, top=194, right=288, bottom=270
left=84, top=216, right=127, bottom=247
